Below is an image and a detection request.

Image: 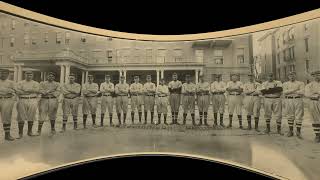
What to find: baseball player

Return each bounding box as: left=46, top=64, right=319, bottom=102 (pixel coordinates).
left=168, top=73, right=182, bottom=125
left=242, top=74, right=262, bottom=131
left=156, top=78, right=169, bottom=125
left=305, top=70, right=320, bottom=142
left=283, top=71, right=305, bottom=138
left=261, top=73, right=283, bottom=135
left=16, top=71, right=40, bottom=138
left=210, top=74, right=227, bottom=127
left=0, top=69, right=16, bottom=141
left=182, top=74, right=196, bottom=126
left=82, top=74, right=99, bottom=129
left=61, top=73, right=81, bottom=132
left=226, top=74, right=243, bottom=129
left=100, top=74, right=115, bottom=126
left=130, top=75, right=144, bottom=124
left=196, top=75, right=210, bottom=126
left=115, top=75, right=129, bottom=125
left=38, top=72, right=61, bottom=135
left=143, top=75, right=156, bottom=124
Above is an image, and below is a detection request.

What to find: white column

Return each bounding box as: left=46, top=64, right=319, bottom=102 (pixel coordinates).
left=17, top=65, right=22, bottom=81
left=119, top=70, right=122, bottom=77
left=161, top=70, right=164, bottom=79
left=85, top=71, right=89, bottom=83
left=123, top=70, right=127, bottom=83
left=65, top=65, right=70, bottom=84
left=156, top=70, right=160, bottom=86
left=199, top=69, right=203, bottom=76
left=60, top=65, right=65, bottom=84
left=40, top=72, right=44, bottom=81
left=195, top=69, right=199, bottom=84
left=43, top=72, right=47, bottom=81
left=13, top=65, right=18, bottom=82
left=81, top=71, right=85, bottom=85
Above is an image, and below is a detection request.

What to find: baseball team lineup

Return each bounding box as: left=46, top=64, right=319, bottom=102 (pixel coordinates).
left=0, top=68, right=320, bottom=144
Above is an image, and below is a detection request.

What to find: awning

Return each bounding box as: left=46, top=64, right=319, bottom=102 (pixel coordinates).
left=192, top=39, right=233, bottom=48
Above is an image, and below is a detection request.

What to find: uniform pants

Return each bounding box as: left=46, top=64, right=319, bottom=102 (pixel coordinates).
left=17, top=98, right=38, bottom=122
left=39, top=98, right=59, bottom=121
left=169, top=94, right=181, bottom=112
left=116, top=96, right=128, bottom=113
left=264, top=97, right=282, bottom=125
left=197, top=95, right=210, bottom=112
left=212, top=94, right=226, bottom=114
left=157, top=96, right=168, bottom=114
left=227, top=95, right=242, bottom=115
left=62, top=98, right=79, bottom=120
left=131, top=95, right=143, bottom=112
left=243, top=96, right=261, bottom=117
left=283, top=98, right=304, bottom=128
left=306, top=99, right=320, bottom=134
left=0, top=98, right=15, bottom=124
left=182, top=95, right=195, bottom=113
left=144, top=95, right=155, bottom=112
left=101, top=95, right=114, bottom=114
left=83, top=97, right=98, bottom=115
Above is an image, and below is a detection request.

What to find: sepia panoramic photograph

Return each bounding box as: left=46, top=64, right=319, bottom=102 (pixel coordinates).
left=0, top=3, right=320, bottom=180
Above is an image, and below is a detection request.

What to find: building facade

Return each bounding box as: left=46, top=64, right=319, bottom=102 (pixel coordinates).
left=256, top=18, right=320, bottom=83
left=0, top=12, right=253, bottom=86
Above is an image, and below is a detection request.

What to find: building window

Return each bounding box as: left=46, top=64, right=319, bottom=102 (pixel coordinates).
left=56, top=32, right=62, bottom=44
left=277, top=38, right=280, bottom=49
left=11, top=20, right=16, bottom=30
left=284, top=66, right=287, bottom=77
left=282, top=31, right=289, bottom=44
left=277, top=68, right=281, bottom=79
left=81, top=35, right=86, bottom=43
left=306, top=59, right=310, bottom=72
left=65, top=32, right=71, bottom=44
left=304, top=38, right=309, bottom=52
left=288, top=28, right=295, bottom=40
left=156, top=49, right=166, bottom=63
left=106, top=50, right=113, bottom=62
left=31, top=32, right=37, bottom=45
left=173, top=49, right=183, bottom=62
left=134, top=49, right=141, bottom=62
left=288, top=46, right=295, bottom=60
left=195, top=49, right=204, bottom=62
left=44, top=32, right=49, bottom=43
left=213, top=49, right=223, bottom=64
left=236, top=48, right=245, bottom=64
left=0, top=55, right=3, bottom=64
left=10, top=36, right=14, bottom=47
left=146, top=49, right=153, bottom=63
left=24, top=33, right=30, bottom=45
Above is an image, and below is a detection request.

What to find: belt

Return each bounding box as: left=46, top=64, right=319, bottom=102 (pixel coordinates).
left=184, top=94, right=195, bottom=96
left=265, top=96, right=280, bottom=99
left=171, top=93, right=181, bottom=94
left=117, top=94, right=127, bottom=96
left=131, top=94, right=139, bottom=96
left=158, top=95, right=167, bottom=97
left=64, top=96, right=78, bottom=99
left=248, top=94, right=259, bottom=97
left=285, top=96, right=301, bottom=99
left=310, top=98, right=319, bottom=101
left=0, top=96, right=13, bottom=99
left=213, top=92, right=224, bottom=95
left=85, top=95, right=96, bottom=98
left=41, top=96, right=56, bottom=99
left=20, top=96, right=37, bottom=99
left=229, top=94, right=241, bottom=96
left=198, top=93, right=209, bottom=96
left=103, top=94, right=112, bottom=97
left=146, top=94, right=155, bottom=97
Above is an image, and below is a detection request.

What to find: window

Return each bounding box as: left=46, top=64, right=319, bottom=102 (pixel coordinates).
left=284, top=66, right=287, bottom=77
left=304, top=38, right=309, bottom=52
left=195, top=49, right=204, bottom=62
left=11, top=20, right=16, bottom=30
left=10, top=36, right=14, bottom=47
left=277, top=38, right=280, bottom=49
left=156, top=49, right=166, bottom=63
left=44, top=32, right=49, bottom=43
left=306, top=59, right=310, bottom=72
left=24, top=33, right=30, bottom=45
left=288, top=28, right=295, bottom=40
left=134, top=49, right=141, bottom=62
left=65, top=32, right=71, bottom=44
left=81, top=35, right=86, bottom=43
left=31, top=32, right=37, bottom=45
left=0, top=55, right=3, bottom=64
left=107, top=37, right=112, bottom=41
left=146, top=49, right=153, bottom=63
left=288, top=46, right=295, bottom=60
left=173, top=49, right=183, bottom=62
left=236, top=48, right=245, bottom=64
left=282, top=31, right=288, bottom=43
left=277, top=53, right=280, bottom=64
left=277, top=69, right=281, bottom=79
left=213, top=49, right=223, bottom=64
left=56, top=32, right=62, bottom=44
left=106, top=50, right=113, bottom=62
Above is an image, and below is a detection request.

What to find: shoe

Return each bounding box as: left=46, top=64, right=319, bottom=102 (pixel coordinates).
left=287, top=131, right=294, bottom=137
left=4, top=134, right=15, bottom=141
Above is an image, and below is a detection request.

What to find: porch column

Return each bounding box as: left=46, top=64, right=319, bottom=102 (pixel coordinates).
left=156, top=70, right=160, bottom=86
left=40, top=72, right=44, bottom=81
left=161, top=70, right=164, bottom=79
left=17, top=65, right=22, bottom=81
left=60, top=65, right=65, bottom=84
left=195, top=69, right=199, bottom=84
left=81, top=71, right=85, bottom=85
left=65, top=65, right=70, bottom=84
left=13, top=65, right=18, bottom=82
left=43, top=72, right=47, bottom=81
left=123, top=70, right=127, bottom=83
left=85, top=71, right=89, bottom=83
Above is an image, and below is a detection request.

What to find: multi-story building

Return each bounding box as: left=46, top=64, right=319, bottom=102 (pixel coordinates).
left=256, top=18, right=320, bottom=83
left=0, top=12, right=253, bottom=86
